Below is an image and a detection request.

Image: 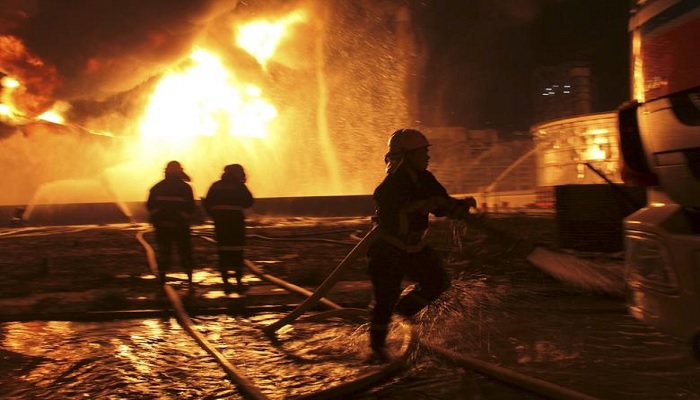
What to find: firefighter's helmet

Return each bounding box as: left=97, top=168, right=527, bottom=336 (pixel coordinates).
left=164, top=160, right=191, bottom=181
left=384, top=129, right=430, bottom=174
left=165, top=160, right=183, bottom=174
left=224, top=164, right=246, bottom=182
left=387, top=129, right=430, bottom=154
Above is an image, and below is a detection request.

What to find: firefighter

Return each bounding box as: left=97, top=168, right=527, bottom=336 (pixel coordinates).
left=146, top=161, right=196, bottom=289
left=368, top=128, right=476, bottom=359
left=203, top=164, right=254, bottom=293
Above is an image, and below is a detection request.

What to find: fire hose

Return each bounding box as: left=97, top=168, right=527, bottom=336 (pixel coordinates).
left=257, top=217, right=600, bottom=400
left=138, top=214, right=603, bottom=399
left=139, top=226, right=416, bottom=400
left=262, top=226, right=381, bottom=334
left=136, top=229, right=269, bottom=400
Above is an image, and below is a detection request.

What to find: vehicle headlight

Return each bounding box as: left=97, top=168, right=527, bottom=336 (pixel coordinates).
left=625, top=232, right=678, bottom=292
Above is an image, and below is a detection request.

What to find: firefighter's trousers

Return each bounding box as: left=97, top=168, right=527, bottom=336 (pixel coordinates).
left=367, top=241, right=450, bottom=348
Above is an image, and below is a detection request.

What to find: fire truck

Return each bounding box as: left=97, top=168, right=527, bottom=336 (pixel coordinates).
left=617, top=0, right=700, bottom=357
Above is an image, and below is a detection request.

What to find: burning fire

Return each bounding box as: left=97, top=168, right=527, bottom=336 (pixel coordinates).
left=2, top=4, right=386, bottom=203
left=1, top=75, right=65, bottom=124
left=0, top=34, right=61, bottom=121
left=236, top=10, right=307, bottom=67
left=138, top=48, right=277, bottom=146
left=36, top=109, right=64, bottom=124
left=135, top=12, right=310, bottom=153
left=2, top=11, right=303, bottom=146
left=0, top=75, right=20, bottom=121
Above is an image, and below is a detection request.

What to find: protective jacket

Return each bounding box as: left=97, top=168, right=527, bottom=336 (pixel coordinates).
left=373, top=165, right=453, bottom=246
left=203, top=172, right=254, bottom=284
left=146, top=176, right=196, bottom=227
left=203, top=175, right=254, bottom=224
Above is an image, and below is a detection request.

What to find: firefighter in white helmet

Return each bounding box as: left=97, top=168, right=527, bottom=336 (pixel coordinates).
left=368, top=128, right=476, bottom=359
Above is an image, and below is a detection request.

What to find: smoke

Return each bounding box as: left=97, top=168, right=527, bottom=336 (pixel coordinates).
left=0, top=0, right=240, bottom=123
left=1, top=0, right=410, bottom=207
left=0, top=0, right=246, bottom=205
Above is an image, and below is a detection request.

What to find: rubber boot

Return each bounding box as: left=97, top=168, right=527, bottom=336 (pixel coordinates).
left=395, top=292, right=425, bottom=319
left=235, top=268, right=243, bottom=285
left=222, top=269, right=233, bottom=294
left=235, top=267, right=247, bottom=293
left=186, top=270, right=194, bottom=294
left=369, top=327, right=389, bottom=360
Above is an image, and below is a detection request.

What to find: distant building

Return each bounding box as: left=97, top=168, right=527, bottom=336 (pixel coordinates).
left=422, top=126, right=537, bottom=196
left=530, top=111, right=620, bottom=206
left=533, top=62, right=593, bottom=123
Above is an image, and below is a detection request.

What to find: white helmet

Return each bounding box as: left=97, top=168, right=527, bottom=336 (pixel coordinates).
left=387, top=129, right=430, bottom=153
left=384, top=129, right=430, bottom=174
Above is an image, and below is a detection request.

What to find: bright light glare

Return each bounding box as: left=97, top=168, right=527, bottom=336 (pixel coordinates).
left=1, top=76, right=20, bottom=88
left=37, top=110, right=64, bottom=124
left=236, top=11, right=307, bottom=66
left=0, top=104, right=12, bottom=116
left=138, top=48, right=277, bottom=147
left=583, top=145, right=606, bottom=160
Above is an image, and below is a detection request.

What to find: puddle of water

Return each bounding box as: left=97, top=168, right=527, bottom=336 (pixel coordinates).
left=1, top=318, right=240, bottom=398
left=2, top=238, right=699, bottom=399
left=0, top=313, right=397, bottom=399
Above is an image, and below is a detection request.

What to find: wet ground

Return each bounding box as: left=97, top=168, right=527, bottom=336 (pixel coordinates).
left=1, top=215, right=699, bottom=398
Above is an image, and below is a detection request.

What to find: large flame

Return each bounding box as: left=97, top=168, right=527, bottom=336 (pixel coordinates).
left=1, top=3, right=408, bottom=206
left=1, top=75, right=22, bottom=122
left=118, top=12, right=303, bottom=200
left=1, top=75, right=66, bottom=125
left=0, top=35, right=61, bottom=119
left=138, top=47, right=277, bottom=149
left=138, top=12, right=305, bottom=146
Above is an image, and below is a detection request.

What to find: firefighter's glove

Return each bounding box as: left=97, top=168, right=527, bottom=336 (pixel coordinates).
left=461, top=197, right=477, bottom=210
left=448, top=197, right=476, bottom=220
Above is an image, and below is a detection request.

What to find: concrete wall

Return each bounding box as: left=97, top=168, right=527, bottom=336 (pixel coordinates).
left=0, top=195, right=377, bottom=227
left=0, top=191, right=540, bottom=227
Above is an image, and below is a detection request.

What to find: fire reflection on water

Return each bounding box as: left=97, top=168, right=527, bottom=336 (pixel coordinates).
left=0, top=315, right=390, bottom=398
left=3, top=274, right=696, bottom=399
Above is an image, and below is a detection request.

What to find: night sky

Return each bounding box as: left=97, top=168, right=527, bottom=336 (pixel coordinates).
left=413, top=0, right=631, bottom=131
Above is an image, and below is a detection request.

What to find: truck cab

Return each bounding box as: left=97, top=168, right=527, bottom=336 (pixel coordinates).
left=618, top=0, right=700, bottom=357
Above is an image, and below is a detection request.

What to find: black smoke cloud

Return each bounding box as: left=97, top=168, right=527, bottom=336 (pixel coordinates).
left=0, top=0, right=241, bottom=126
